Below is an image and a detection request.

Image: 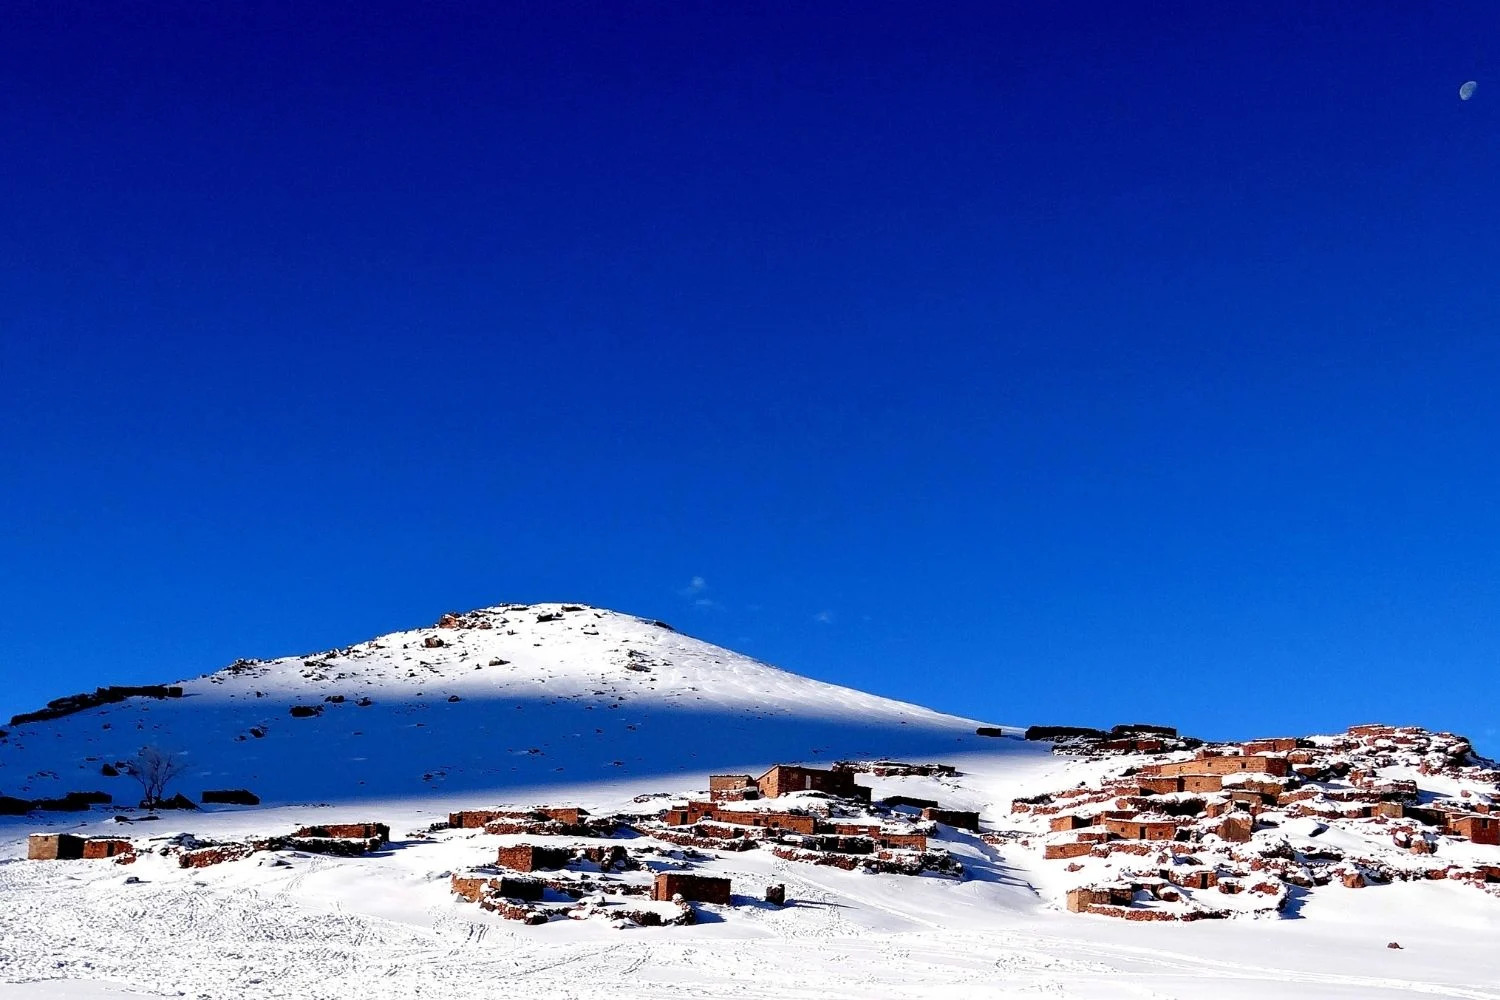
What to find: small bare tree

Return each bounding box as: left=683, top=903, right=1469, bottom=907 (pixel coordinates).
left=122, top=746, right=187, bottom=808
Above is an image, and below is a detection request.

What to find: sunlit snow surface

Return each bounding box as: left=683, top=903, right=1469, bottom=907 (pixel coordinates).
left=1, top=604, right=1496, bottom=999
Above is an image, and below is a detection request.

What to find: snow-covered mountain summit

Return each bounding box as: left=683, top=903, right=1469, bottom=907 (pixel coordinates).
left=1, top=603, right=998, bottom=806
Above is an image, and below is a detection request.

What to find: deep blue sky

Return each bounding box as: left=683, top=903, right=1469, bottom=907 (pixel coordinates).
left=2, top=3, right=1496, bottom=750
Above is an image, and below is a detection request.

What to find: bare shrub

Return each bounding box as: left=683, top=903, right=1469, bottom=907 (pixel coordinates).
left=122, top=746, right=187, bottom=809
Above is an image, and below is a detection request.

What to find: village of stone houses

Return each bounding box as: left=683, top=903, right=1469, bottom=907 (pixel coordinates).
left=1, top=604, right=1497, bottom=999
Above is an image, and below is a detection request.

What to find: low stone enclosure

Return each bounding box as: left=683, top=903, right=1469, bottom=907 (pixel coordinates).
left=451, top=869, right=698, bottom=927
left=447, top=807, right=608, bottom=837
left=1010, top=724, right=1500, bottom=920
left=1025, top=723, right=1201, bottom=756
left=8, top=684, right=184, bottom=727
left=27, top=821, right=390, bottom=869
left=447, top=846, right=728, bottom=926
left=443, top=760, right=974, bottom=926
left=1, top=791, right=113, bottom=815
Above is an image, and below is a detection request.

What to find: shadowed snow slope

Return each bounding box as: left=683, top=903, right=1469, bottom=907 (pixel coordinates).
left=0, top=603, right=1007, bottom=806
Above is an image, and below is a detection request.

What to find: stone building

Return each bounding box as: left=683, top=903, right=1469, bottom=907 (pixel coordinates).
left=756, top=765, right=865, bottom=800
left=1450, top=814, right=1500, bottom=846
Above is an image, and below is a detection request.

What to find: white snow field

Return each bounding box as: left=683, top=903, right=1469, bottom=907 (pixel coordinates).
left=1, top=604, right=1496, bottom=999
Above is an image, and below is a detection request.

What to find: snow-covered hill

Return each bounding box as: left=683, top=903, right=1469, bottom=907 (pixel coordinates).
left=2, top=604, right=1498, bottom=1000
left=0, top=603, right=998, bottom=807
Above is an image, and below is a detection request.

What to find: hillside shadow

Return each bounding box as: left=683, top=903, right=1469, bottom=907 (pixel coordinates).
left=0, top=689, right=1014, bottom=815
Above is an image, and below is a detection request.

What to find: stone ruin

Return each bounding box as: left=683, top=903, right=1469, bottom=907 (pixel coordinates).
left=441, top=759, right=979, bottom=928
left=1010, top=724, right=1500, bottom=919
left=449, top=850, right=699, bottom=927
left=24, top=820, right=399, bottom=870
left=631, top=761, right=972, bottom=876
left=1025, top=723, right=1202, bottom=756
left=831, top=760, right=959, bottom=779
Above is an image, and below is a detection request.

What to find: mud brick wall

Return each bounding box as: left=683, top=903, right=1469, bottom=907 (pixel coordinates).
left=1045, top=842, right=1094, bottom=860
left=652, top=872, right=731, bottom=904
left=1146, top=756, right=1289, bottom=778
left=824, top=822, right=881, bottom=837
left=179, top=844, right=255, bottom=868
left=922, top=808, right=980, bottom=831
left=878, top=833, right=928, bottom=850
left=1166, top=868, right=1218, bottom=890
left=1217, top=815, right=1254, bottom=843
left=756, top=765, right=860, bottom=799
left=1242, top=738, right=1299, bottom=754
left=1085, top=904, right=1227, bottom=922
left=708, top=809, right=817, bottom=834
left=1450, top=815, right=1500, bottom=845
left=27, top=834, right=85, bottom=860
left=294, top=823, right=389, bottom=842
left=689, top=822, right=758, bottom=842
left=536, top=807, right=583, bottom=824
left=1103, top=818, right=1178, bottom=841
left=649, top=827, right=760, bottom=852
left=451, top=874, right=545, bottom=902
left=82, top=839, right=134, bottom=859
left=1347, top=724, right=1395, bottom=737
left=451, top=875, right=489, bottom=901
left=1066, top=887, right=1107, bottom=912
